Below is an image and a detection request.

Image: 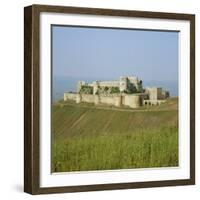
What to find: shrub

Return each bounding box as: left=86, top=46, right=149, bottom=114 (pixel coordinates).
left=110, top=87, right=120, bottom=94
left=104, top=86, right=109, bottom=91
left=80, top=85, right=93, bottom=94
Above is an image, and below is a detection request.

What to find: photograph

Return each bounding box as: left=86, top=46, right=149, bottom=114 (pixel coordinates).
left=51, top=25, right=179, bottom=173
left=24, top=5, right=195, bottom=194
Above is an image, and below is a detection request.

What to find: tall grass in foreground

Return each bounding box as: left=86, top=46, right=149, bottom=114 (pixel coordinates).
left=52, top=127, right=178, bottom=172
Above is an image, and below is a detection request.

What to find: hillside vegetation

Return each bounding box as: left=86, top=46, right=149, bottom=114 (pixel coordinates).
left=52, top=98, right=178, bottom=172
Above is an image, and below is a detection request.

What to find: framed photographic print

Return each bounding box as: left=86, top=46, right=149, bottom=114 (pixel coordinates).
left=24, top=4, right=195, bottom=194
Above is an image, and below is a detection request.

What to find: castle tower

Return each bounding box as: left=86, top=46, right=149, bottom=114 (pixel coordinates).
left=93, top=81, right=99, bottom=95
left=119, top=76, right=128, bottom=92
left=128, top=76, right=143, bottom=92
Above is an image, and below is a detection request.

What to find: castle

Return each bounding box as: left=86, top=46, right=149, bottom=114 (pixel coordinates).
left=64, top=76, right=169, bottom=108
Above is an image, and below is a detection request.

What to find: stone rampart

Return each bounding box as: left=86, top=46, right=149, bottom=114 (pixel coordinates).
left=100, top=96, right=117, bottom=106
left=64, top=93, right=77, bottom=101
left=64, top=92, right=142, bottom=108
left=123, top=94, right=141, bottom=108
left=81, top=94, right=95, bottom=103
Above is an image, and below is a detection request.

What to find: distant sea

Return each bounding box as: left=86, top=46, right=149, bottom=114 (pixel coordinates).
left=52, top=76, right=178, bottom=102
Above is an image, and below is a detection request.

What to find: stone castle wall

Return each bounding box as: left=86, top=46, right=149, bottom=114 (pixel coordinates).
left=145, top=87, right=167, bottom=100
left=64, top=93, right=77, bottom=101
left=77, top=76, right=142, bottom=94
left=64, top=93, right=143, bottom=108
left=64, top=76, right=169, bottom=108
left=100, top=95, right=118, bottom=106
left=98, top=81, right=119, bottom=87
left=81, top=94, right=95, bottom=103
left=123, top=94, right=141, bottom=108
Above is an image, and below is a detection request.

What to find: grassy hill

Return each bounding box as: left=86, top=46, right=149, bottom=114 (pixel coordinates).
left=52, top=98, right=178, bottom=172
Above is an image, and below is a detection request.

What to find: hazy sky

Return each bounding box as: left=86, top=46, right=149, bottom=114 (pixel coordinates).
left=52, top=25, right=178, bottom=82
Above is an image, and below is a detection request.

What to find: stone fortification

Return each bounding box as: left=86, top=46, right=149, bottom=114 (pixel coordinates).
left=64, top=76, right=170, bottom=108
left=77, top=76, right=143, bottom=95
left=64, top=93, right=145, bottom=108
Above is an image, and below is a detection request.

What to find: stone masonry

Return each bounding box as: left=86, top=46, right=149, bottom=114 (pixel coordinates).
left=64, top=76, right=169, bottom=108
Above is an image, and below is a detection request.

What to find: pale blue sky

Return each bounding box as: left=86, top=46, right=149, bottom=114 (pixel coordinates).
left=52, top=25, right=178, bottom=82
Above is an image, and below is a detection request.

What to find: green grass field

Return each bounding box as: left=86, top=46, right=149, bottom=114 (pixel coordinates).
left=52, top=98, right=178, bottom=172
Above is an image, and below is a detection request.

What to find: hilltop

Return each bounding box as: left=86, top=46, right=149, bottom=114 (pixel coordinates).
left=52, top=97, right=178, bottom=172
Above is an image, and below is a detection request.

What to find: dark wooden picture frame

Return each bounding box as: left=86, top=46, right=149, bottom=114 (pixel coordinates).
left=24, top=4, right=195, bottom=195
